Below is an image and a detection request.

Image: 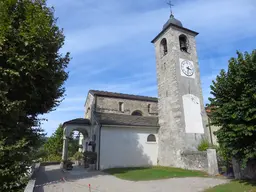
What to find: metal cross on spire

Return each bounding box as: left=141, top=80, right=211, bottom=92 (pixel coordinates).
left=166, top=0, right=174, bottom=15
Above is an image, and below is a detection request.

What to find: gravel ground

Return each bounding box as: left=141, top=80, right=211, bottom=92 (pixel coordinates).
left=34, top=165, right=229, bottom=192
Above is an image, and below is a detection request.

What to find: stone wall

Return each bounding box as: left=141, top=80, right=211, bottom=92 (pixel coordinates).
left=95, top=96, right=158, bottom=116
left=153, top=24, right=209, bottom=168
left=181, top=151, right=208, bottom=171
left=84, top=93, right=95, bottom=120
left=181, top=149, right=219, bottom=175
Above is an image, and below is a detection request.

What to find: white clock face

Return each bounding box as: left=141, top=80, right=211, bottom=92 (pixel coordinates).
left=181, top=60, right=194, bottom=76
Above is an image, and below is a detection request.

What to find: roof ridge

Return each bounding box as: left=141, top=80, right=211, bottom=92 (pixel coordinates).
left=89, top=89, right=157, bottom=99
left=96, top=112, right=158, bottom=118
left=89, top=89, right=158, bottom=102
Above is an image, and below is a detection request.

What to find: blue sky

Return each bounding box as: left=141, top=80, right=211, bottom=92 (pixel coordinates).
left=41, top=0, right=256, bottom=136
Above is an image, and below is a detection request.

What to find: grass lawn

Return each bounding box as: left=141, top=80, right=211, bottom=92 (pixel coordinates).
left=204, top=180, right=256, bottom=192
left=103, top=166, right=208, bottom=181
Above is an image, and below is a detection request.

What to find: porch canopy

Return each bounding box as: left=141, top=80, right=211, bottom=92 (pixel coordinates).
left=61, top=118, right=92, bottom=164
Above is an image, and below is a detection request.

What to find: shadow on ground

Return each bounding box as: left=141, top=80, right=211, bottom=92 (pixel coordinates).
left=103, top=167, right=149, bottom=175
left=33, top=165, right=108, bottom=192
left=238, top=179, right=256, bottom=187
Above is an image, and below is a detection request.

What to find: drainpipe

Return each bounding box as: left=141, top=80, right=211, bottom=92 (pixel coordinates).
left=98, top=124, right=102, bottom=170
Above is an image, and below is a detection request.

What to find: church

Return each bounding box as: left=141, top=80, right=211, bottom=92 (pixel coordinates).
left=62, top=11, right=218, bottom=173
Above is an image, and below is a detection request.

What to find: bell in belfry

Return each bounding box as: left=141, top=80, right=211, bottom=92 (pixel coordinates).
left=180, top=40, right=187, bottom=52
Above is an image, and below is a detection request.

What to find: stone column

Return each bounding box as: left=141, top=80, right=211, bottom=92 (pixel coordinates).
left=207, top=149, right=219, bottom=175
left=60, top=138, right=68, bottom=169
left=60, top=137, right=68, bottom=169
left=82, top=139, right=86, bottom=152
left=62, top=138, right=68, bottom=161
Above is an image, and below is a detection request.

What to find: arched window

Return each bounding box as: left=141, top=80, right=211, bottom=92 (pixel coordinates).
left=160, top=38, right=168, bottom=56
left=131, top=110, right=143, bottom=116
left=179, top=34, right=188, bottom=52
left=147, top=134, right=156, bottom=142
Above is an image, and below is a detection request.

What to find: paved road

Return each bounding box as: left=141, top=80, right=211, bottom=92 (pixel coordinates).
left=34, top=165, right=228, bottom=192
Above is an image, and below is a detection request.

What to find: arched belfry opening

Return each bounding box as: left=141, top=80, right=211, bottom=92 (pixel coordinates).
left=131, top=110, right=143, bottom=116
left=179, top=34, right=188, bottom=52
left=160, top=38, right=168, bottom=56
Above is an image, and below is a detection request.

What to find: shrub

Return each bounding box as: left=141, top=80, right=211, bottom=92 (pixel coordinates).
left=197, top=139, right=218, bottom=151
left=73, top=151, right=83, bottom=160
left=42, top=154, right=61, bottom=162
left=84, top=151, right=97, bottom=164
left=197, top=139, right=211, bottom=151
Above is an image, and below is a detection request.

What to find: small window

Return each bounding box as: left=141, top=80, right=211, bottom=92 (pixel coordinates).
left=147, top=134, right=156, bottom=142
left=160, top=38, right=168, bottom=56
left=131, top=110, right=143, bottom=116
left=148, top=104, right=151, bottom=113
left=179, top=34, right=188, bottom=52
left=119, top=102, right=124, bottom=112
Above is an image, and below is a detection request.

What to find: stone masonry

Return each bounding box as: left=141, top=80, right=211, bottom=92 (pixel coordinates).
left=152, top=20, right=209, bottom=168
left=84, top=93, right=158, bottom=118
left=95, top=96, right=158, bottom=116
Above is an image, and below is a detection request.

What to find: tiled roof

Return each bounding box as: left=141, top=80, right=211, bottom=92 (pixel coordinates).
left=89, top=90, right=158, bottom=102
left=63, top=118, right=91, bottom=126
left=151, top=23, right=199, bottom=43
left=95, top=112, right=159, bottom=127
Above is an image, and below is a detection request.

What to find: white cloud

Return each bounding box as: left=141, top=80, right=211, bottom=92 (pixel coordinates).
left=55, top=0, right=256, bottom=54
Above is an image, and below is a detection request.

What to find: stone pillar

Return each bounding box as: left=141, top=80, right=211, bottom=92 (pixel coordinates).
left=82, top=139, right=87, bottom=152
left=60, top=138, right=68, bottom=169
left=207, top=149, right=219, bottom=175
left=62, top=138, right=68, bottom=161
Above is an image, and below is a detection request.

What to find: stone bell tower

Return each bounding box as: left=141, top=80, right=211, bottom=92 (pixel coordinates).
left=151, top=12, right=209, bottom=168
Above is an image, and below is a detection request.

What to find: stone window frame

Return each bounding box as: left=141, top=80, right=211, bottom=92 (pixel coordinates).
left=119, top=102, right=124, bottom=112
left=160, top=38, right=168, bottom=57
left=148, top=104, right=151, bottom=113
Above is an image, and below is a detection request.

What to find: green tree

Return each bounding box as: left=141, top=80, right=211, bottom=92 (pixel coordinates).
left=43, top=124, right=79, bottom=161
left=208, top=50, right=256, bottom=166
left=43, top=124, right=63, bottom=157
left=0, top=0, right=70, bottom=191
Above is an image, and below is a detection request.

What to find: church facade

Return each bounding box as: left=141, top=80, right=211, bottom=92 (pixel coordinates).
left=62, top=13, right=218, bottom=172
